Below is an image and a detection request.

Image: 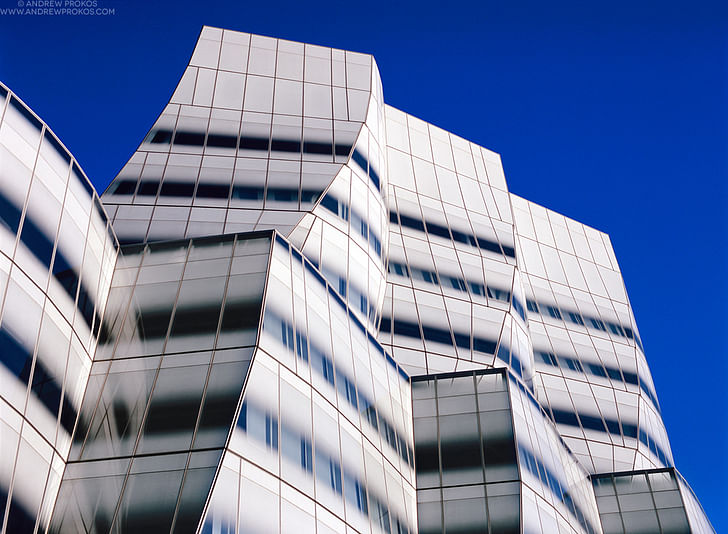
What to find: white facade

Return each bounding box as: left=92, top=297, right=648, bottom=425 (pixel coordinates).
left=0, top=27, right=713, bottom=534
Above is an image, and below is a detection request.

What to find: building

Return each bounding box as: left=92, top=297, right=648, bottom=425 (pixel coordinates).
left=0, top=27, right=714, bottom=534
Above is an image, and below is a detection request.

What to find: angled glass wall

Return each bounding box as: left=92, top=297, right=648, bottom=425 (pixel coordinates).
left=592, top=468, right=713, bottom=534
left=412, top=369, right=520, bottom=534
left=49, top=232, right=270, bottom=533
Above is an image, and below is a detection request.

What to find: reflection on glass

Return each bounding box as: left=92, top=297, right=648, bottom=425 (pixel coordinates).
left=50, top=233, right=269, bottom=533
left=412, top=369, right=519, bottom=534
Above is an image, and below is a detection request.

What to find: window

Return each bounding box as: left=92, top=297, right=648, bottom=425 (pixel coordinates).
left=397, top=213, right=425, bottom=232
left=206, top=133, right=237, bottom=148
left=352, top=148, right=368, bottom=172
left=160, top=181, right=195, bottom=197
left=238, top=402, right=278, bottom=451
left=560, top=357, right=583, bottom=373
left=108, top=180, right=137, bottom=195
left=344, top=473, right=368, bottom=514
left=607, top=322, right=624, bottom=336
left=196, top=183, right=230, bottom=199
left=148, top=129, right=173, bottom=144
left=546, top=306, right=562, bottom=320
left=336, top=371, right=358, bottom=409
left=488, top=287, right=510, bottom=303
left=270, top=139, right=300, bottom=153
left=239, top=135, right=269, bottom=151
left=334, top=143, right=351, bottom=157
left=173, top=131, right=205, bottom=146
left=280, top=321, right=295, bottom=352
left=468, top=281, right=486, bottom=296
left=425, top=221, right=451, bottom=240
left=266, top=188, right=298, bottom=202
left=295, top=331, right=308, bottom=362
left=137, top=180, right=160, bottom=196
left=412, top=268, right=438, bottom=285
left=446, top=276, right=467, bottom=291
left=451, top=229, right=476, bottom=246
left=302, top=140, right=332, bottom=155
left=232, top=185, right=264, bottom=200
left=361, top=400, right=379, bottom=431
left=537, top=351, right=558, bottom=366
left=422, top=325, right=452, bottom=345
left=476, top=237, right=501, bottom=254
left=588, top=363, right=607, bottom=378
left=512, top=298, right=526, bottom=321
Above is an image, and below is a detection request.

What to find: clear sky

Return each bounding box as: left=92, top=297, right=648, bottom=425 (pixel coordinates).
left=1, top=0, right=726, bottom=529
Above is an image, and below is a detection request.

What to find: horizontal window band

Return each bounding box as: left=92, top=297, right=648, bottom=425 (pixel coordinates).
left=138, top=393, right=241, bottom=436
left=106, top=179, right=324, bottom=205
left=379, top=317, right=497, bottom=355
left=534, top=349, right=660, bottom=413
left=389, top=210, right=516, bottom=260
left=0, top=191, right=103, bottom=333
left=549, top=407, right=670, bottom=466
left=129, top=300, right=262, bottom=340
left=146, top=128, right=354, bottom=160
left=144, top=128, right=384, bottom=192
left=414, top=436, right=517, bottom=475
left=387, top=260, right=526, bottom=322
left=525, top=298, right=644, bottom=352
left=0, top=326, right=78, bottom=435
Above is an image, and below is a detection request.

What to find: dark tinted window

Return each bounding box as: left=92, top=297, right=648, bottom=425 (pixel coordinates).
left=173, top=131, right=205, bottom=146
left=270, top=139, right=300, bottom=153
left=239, top=135, right=269, bottom=151
left=108, top=180, right=136, bottom=195
left=352, top=148, right=367, bottom=171
left=303, top=140, right=332, bottom=155
left=232, top=186, right=264, bottom=200
left=546, top=306, right=562, bottom=320
left=149, top=129, right=173, bottom=144
left=196, top=183, right=230, bottom=199
left=206, top=133, right=237, bottom=148
left=137, top=181, right=160, bottom=196
left=425, top=221, right=451, bottom=240
left=334, top=143, right=351, bottom=156
left=477, top=237, right=502, bottom=254
left=160, top=181, right=195, bottom=197
left=0, top=192, right=22, bottom=234
left=266, top=188, right=298, bottom=202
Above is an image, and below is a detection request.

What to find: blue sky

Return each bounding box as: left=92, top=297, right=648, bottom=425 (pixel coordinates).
left=1, top=0, right=726, bottom=529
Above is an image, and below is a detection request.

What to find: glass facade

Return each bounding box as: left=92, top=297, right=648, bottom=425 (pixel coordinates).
left=49, top=233, right=269, bottom=533
left=592, top=469, right=693, bottom=534
left=0, top=83, right=118, bottom=534
left=0, top=26, right=714, bottom=534
left=412, top=370, right=520, bottom=534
